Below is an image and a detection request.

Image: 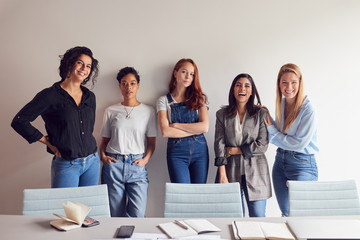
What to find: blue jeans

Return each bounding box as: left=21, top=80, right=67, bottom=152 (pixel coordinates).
left=167, top=135, right=209, bottom=183
left=241, top=175, right=267, bottom=217
left=101, top=153, right=148, bottom=217
left=272, top=148, right=318, bottom=216
left=51, top=152, right=100, bottom=188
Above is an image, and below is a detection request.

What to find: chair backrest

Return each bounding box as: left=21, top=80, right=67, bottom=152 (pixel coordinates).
left=164, top=182, right=243, bottom=218
left=288, top=180, right=360, bottom=217
left=23, top=184, right=111, bottom=217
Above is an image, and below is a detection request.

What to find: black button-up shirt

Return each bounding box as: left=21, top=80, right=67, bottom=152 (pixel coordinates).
left=11, top=82, right=97, bottom=160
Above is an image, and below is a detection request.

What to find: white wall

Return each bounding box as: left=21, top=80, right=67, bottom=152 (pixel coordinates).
left=1, top=0, right=360, bottom=217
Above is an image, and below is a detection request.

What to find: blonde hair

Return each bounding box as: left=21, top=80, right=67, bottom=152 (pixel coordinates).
left=275, top=63, right=305, bottom=132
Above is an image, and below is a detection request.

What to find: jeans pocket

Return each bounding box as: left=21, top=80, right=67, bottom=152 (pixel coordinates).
left=105, top=152, right=117, bottom=159
left=52, top=156, right=74, bottom=175
left=130, top=154, right=145, bottom=167
left=291, top=152, right=311, bottom=163
left=167, top=139, right=180, bottom=148
left=89, top=152, right=99, bottom=160
left=194, top=137, right=207, bottom=145
left=133, top=163, right=145, bottom=169
left=130, top=162, right=146, bottom=178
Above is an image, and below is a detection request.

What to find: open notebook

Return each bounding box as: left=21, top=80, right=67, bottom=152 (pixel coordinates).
left=158, top=219, right=221, bottom=238
left=232, top=221, right=295, bottom=240
left=50, top=201, right=91, bottom=231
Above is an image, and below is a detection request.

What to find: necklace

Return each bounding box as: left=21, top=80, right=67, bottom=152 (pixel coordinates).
left=123, top=105, right=136, bottom=119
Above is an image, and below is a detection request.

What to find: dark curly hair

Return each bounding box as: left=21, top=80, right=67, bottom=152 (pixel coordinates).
left=58, top=46, right=99, bottom=86
left=225, top=73, right=262, bottom=118
left=116, top=67, right=140, bottom=83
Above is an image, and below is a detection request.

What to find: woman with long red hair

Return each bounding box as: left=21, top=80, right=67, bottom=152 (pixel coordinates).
left=157, top=58, right=209, bottom=183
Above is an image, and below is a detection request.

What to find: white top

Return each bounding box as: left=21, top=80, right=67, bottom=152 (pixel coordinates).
left=157, top=94, right=174, bottom=112
left=234, top=112, right=245, bottom=175
left=101, top=103, right=157, bottom=155
left=156, top=94, right=176, bottom=123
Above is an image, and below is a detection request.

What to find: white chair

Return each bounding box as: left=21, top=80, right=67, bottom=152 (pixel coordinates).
left=288, top=180, right=360, bottom=217
left=164, top=182, right=243, bottom=218
left=23, top=184, right=111, bottom=217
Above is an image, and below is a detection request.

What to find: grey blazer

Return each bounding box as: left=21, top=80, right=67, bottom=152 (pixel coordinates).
left=214, top=107, right=272, bottom=201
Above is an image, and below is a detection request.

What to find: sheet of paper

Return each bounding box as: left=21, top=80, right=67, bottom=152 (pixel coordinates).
left=63, top=201, right=82, bottom=224
left=62, top=201, right=91, bottom=225
left=177, top=234, right=222, bottom=239
left=126, top=232, right=168, bottom=239
left=159, top=222, right=198, bottom=238
left=260, top=222, right=294, bottom=240
left=287, top=219, right=360, bottom=240
left=50, top=219, right=81, bottom=231
left=183, top=219, right=221, bottom=234
left=53, top=213, right=78, bottom=225
left=233, top=221, right=265, bottom=240
left=95, top=233, right=222, bottom=240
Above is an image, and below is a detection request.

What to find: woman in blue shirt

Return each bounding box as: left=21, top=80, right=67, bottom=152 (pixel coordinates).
left=264, top=63, right=319, bottom=216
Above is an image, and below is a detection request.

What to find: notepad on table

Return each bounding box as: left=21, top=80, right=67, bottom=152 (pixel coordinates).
left=232, top=221, right=295, bottom=240
left=50, top=201, right=91, bottom=231
left=158, top=219, right=221, bottom=238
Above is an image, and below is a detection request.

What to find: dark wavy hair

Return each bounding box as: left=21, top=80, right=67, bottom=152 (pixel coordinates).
left=58, top=46, right=99, bottom=86
left=225, top=73, right=262, bottom=118
left=116, top=67, right=140, bottom=83
left=168, top=58, right=208, bottom=110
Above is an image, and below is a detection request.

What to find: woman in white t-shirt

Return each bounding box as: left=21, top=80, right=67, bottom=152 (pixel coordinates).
left=99, top=67, right=157, bottom=217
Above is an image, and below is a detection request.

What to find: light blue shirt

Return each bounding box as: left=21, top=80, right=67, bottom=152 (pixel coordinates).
left=267, top=97, right=319, bottom=154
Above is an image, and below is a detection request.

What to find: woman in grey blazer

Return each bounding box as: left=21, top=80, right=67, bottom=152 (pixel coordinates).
left=214, top=73, right=271, bottom=217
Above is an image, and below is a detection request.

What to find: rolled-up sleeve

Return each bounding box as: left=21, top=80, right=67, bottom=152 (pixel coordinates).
left=11, top=90, right=49, bottom=143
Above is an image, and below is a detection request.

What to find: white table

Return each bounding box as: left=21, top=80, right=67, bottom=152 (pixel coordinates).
left=1, top=214, right=360, bottom=240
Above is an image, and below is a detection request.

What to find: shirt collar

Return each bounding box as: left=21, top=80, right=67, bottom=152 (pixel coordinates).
left=53, top=81, right=90, bottom=97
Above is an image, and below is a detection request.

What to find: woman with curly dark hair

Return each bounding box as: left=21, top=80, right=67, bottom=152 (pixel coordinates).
left=157, top=58, right=209, bottom=183
left=11, top=46, right=100, bottom=188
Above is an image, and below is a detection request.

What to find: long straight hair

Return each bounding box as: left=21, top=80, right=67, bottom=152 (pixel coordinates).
left=225, top=73, right=262, bottom=118
left=275, top=63, right=305, bottom=132
left=168, top=58, right=208, bottom=110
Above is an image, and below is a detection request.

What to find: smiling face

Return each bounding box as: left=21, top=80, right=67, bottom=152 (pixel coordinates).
left=119, top=73, right=139, bottom=99
left=234, top=77, right=252, bottom=105
left=279, top=72, right=299, bottom=100
left=69, top=54, right=92, bottom=83
left=174, top=62, right=195, bottom=89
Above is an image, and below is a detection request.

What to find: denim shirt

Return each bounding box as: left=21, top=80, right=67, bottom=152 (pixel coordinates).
left=267, top=97, right=319, bottom=154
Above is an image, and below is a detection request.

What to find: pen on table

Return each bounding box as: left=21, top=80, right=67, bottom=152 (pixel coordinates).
left=174, top=220, right=188, bottom=230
